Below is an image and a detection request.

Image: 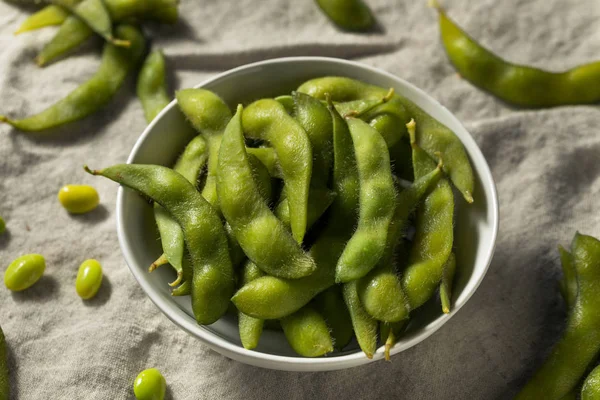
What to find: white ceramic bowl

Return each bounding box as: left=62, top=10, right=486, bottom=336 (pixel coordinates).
left=116, top=57, right=499, bottom=372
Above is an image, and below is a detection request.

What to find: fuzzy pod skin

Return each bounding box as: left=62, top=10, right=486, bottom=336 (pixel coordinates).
left=344, top=280, right=377, bottom=359
left=238, top=261, right=265, bottom=350
left=15, top=5, right=71, bottom=34
left=297, top=76, right=474, bottom=203
left=137, top=50, right=170, bottom=123
left=86, top=164, right=234, bottom=325
left=516, top=233, right=600, bottom=400
left=280, top=306, right=334, bottom=357
left=315, top=0, right=374, bottom=31
left=582, top=365, right=600, bottom=400
left=314, top=286, right=353, bottom=351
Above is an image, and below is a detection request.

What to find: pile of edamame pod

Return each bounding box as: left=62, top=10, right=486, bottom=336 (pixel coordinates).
left=87, top=76, right=476, bottom=358
left=0, top=0, right=177, bottom=131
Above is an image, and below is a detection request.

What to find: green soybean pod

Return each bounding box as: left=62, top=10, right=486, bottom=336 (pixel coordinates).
left=281, top=306, right=334, bottom=357
left=238, top=261, right=265, bottom=350
left=558, top=245, right=577, bottom=309
left=335, top=117, right=396, bottom=283
left=0, top=324, right=8, bottom=400
left=152, top=135, right=208, bottom=286
left=0, top=217, right=5, bottom=235
left=232, top=101, right=358, bottom=320
left=35, top=16, right=93, bottom=67
left=343, top=280, right=377, bottom=358
left=86, top=164, right=234, bottom=325
left=246, top=147, right=280, bottom=178
left=358, top=164, right=443, bottom=322
left=297, top=77, right=474, bottom=203
left=439, top=253, right=456, bottom=314
left=137, top=50, right=170, bottom=123
left=315, top=0, right=374, bottom=31
left=515, top=233, right=600, bottom=400
left=275, top=95, right=294, bottom=114
left=217, top=105, right=315, bottom=279
left=582, top=365, right=600, bottom=400
left=402, top=120, right=454, bottom=310
left=15, top=5, right=70, bottom=34
left=242, top=99, right=313, bottom=243
left=3, top=25, right=145, bottom=131
left=104, top=0, right=179, bottom=24
left=176, top=88, right=232, bottom=212
left=4, top=254, right=46, bottom=291
left=75, top=259, right=103, bottom=300
left=274, top=188, right=336, bottom=230
left=314, top=286, right=353, bottom=351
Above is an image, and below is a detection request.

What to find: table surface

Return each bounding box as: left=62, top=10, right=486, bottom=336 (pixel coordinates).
left=0, top=0, right=599, bottom=398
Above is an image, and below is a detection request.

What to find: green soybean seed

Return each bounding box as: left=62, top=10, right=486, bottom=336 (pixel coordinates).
left=335, top=117, right=396, bottom=283
left=86, top=164, right=234, bottom=325
left=4, top=254, right=46, bottom=292
left=75, top=259, right=103, bottom=300
left=315, top=0, right=374, bottom=31
left=133, top=368, right=166, bottom=400
left=217, top=105, right=315, bottom=279
left=297, top=76, right=474, bottom=203
left=0, top=324, right=8, bottom=400
left=242, top=99, right=313, bottom=243
left=58, top=184, right=100, bottom=214
left=15, top=5, right=71, bottom=34
left=137, top=49, right=171, bottom=123
left=402, top=120, right=454, bottom=310
left=238, top=261, right=265, bottom=350
left=152, top=135, right=208, bottom=286
left=0, top=217, right=5, bottom=235
left=3, top=25, right=145, bottom=131
left=281, top=306, right=334, bottom=357
left=582, top=364, right=600, bottom=400
left=176, top=88, right=232, bottom=212
left=344, top=280, right=377, bottom=359
left=231, top=102, right=358, bottom=320
left=315, top=286, right=353, bottom=351
left=439, top=253, right=456, bottom=314
left=516, top=233, right=600, bottom=400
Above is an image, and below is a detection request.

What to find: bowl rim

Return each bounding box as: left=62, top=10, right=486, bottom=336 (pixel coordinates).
left=116, top=56, right=499, bottom=370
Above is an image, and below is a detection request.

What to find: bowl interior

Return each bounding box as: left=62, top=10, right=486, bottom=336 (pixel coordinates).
left=117, top=57, right=498, bottom=370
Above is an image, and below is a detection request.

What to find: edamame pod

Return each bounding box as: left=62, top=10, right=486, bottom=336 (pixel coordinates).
left=176, top=88, right=232, bottom=212
left=3, top=25, right=145, bottom=131
left=582, top=365, right=600, bottom=400
left=15, top=5, right=70, bottom=34
left=516, top=233, right=600, bottom=400
left=242, top=99, right=312, bottom=243
left=238, top=261, right=265, bottom=350
left=86, top=164, right=234, bottom=325
left=439, top=253, right=456, bottom=314
left=315, top=0, right=374, bottom=31
left=246, top=147, right=281, bottom=179
left=298, top=76, right=474, bottom=203
left=0, top=325, right=8, bottom=400
left=281, top=306, right=334, bottom=357
left=217, top=105, right=315, bottom=279
left=36, top=15, right=93, bottom=67
left=232, top=102, right=358, bottom=319
left=315, top=286, right=353, bottom=351
left=402, top=120, right=454, bottom=310
left=137, top=50, right=170, bottom=123
left=335, top=118, right=396, bottom=283
left=558, top=245, right=577, bottom=309
left=344, top=280, right=377, bottom=358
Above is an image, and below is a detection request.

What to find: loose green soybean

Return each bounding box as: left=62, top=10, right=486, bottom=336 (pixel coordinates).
left=335, top=117, right=396, bottom=283
left=137, top=50, right=170, bottom=123
left=3, top=25, right=145, bottom=131
left=133, top=368, right=166, bottom=400
left=242, top=99, right=313, bottom=243
left=434, top=2, right=600, bottom=108
left=238, top=261, right=265, bottom=350
left=281, top=306, right=334, bottom=357
left=0, top=324, right=8, bottom=400
left=315, top=0, right=374, bottom=31
left=344, top=280, right=377, bottom=358
left=4, top=254, right=45, bottom=292
left=176, top=88, right=232, bottom=212
left=217, top=105, right=315, bottom=279
left=58, top=184, right=100, bottom=214
left=298, top=76, right=474, bottom=203
left=315, top=286, right=353, bottom=351
left=15, top=5, right=71, bottom=34
left=402, top=120, right=454, bottom=310
left=358, top=163, right=442, bottom=322
left=516, top=233, right=600, bottom=400
left=152, top=135, right=208, bottom=287
left=439, top=252, right=456, bottom=314
left=232, top=101, right=358, bottom=319
left=75, top=259, right=103, bottom=300
left=86, top=164, right=234, bottom=325
left=582, top=365, right=600, bottom=400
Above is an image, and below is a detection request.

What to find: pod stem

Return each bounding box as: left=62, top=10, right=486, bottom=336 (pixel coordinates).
left=109, top=37, right=131, bottom=48
left=343, top=88, right=395, bottom=118
left=384, top=330, right=395, bottom=361
left=406, top=118, right=417, bottom=146
left=168, top=271, right=183, bottom=287
left=83, top=165, right=99, bottom=175
left=148, top=254, right=169, bottom=273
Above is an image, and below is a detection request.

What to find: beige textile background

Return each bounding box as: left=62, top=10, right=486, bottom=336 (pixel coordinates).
left=0, top=0, right=599, bottom=398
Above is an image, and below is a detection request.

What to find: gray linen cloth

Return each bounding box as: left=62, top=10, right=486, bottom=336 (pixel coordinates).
left=1, top=0, right=599, bottom=398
